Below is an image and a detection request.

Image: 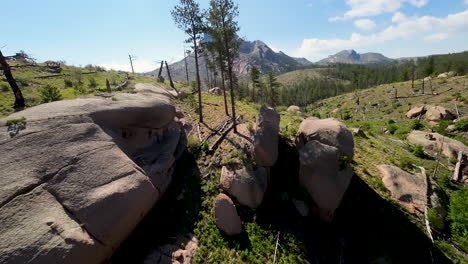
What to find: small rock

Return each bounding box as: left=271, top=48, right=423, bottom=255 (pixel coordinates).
left=292, top=199, right=310, bottom=217
left=446, top=124, right=456, bottom=133
left=287, top=105, right=300, bottom=112
left=214, top=194, right=242, bottom=236
left=208, top=87, right=223, bottom=95
left=350, top=127, right=367, bottom=138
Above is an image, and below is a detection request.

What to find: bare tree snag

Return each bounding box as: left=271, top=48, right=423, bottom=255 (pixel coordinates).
left=0, top=49, right=25, bottom=108
left=128, top=54, right=135, bottom=74
left=106, top=79, right=112, bottom=93
left=165, top=61, right=175, bottom=89
left=452, top=151, right=464, bottom=183
left=158, top=61, right=164, bottom=78
left=422, top=78, right=425, bottom=94
left=184, top=49, right=189, bottom=82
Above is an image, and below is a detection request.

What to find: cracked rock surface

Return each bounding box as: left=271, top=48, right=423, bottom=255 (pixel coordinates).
left=0, top=89, right=184, bottom=264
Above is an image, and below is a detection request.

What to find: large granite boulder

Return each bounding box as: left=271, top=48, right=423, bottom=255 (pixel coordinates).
left=0, top=88, right=184, bottom=264
left=213, top=194, right=242, bottom=236
left=405, top=106, right=426, bottom=118
left=296, top=118, right=354, bottom=221
left=220, top=166, right=268, bottom=209
left=254, top=106, right=280, bottom=167
left=378, top=165, right=427, bottom=215
left=425, top=106, right=456, bottom=122
left=407, top=131, right=468, bottom=159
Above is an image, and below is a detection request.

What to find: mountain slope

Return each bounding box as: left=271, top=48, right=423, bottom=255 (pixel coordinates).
left=317, top=49, right=394, bottom=65
left=148, top=40, right=304, bottom=82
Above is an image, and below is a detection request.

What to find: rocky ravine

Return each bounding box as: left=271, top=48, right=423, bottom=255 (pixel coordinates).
left=0, top=85, right=185, bottom=264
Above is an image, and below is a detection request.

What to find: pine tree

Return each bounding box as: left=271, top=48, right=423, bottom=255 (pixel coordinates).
left=250, top=66, right=260, bottom=102
left=266, top=72, right=279, bottom=107
left=171, top=0, right=205, bottom=122
left=207, top=0, right=241, bottom=132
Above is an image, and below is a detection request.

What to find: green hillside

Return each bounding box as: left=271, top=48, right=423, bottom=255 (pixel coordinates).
left=0, top=58, right=159, bottom=118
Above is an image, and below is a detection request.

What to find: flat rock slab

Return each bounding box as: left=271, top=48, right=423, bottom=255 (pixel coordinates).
left=378, top=165, right=427, bottom=215
left=407, top=130, right=468, bottom=159
left=0, top=87, right=183, bottom=264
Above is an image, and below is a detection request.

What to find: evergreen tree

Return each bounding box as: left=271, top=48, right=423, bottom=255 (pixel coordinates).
left=208, top=0, right=241, bottom=132
left=171, top=0, right=205, bottom=122
left=250, top=66, right=260, bottom=102
left=266, top=72, right=279, bottom=107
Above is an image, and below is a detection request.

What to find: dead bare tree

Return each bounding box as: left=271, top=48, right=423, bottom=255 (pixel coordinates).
left=0, top=49, right=25, bottom=108
left=128, top=54, right=136, bottom=74
left=165, top=61, right=175, bottom=89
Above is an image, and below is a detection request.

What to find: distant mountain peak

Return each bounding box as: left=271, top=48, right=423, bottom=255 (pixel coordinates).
left=318, top=50, right=393, bottom=65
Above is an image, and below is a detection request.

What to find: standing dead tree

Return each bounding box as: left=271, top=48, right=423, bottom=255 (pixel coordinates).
left=128, top=54, right=136, bottom=74
left=165, top=61, right=175, bottom=89
left=0, top=49, right=25, bottom=108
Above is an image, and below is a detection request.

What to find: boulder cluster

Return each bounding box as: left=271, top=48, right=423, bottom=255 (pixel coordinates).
left=214, top=106, right=279, bottom=235
left=405, top=105, right=456, bottom=122
left=214, top=109, right=357, bottom=234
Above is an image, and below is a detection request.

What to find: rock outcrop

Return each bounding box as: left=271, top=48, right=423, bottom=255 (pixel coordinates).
left=406, top=106, right=426, bottom=118
left=208, top=87, right=223, bottom=95
left=213, top=194, right=242, bottom=236
left=220, top=166, right=268, bottom=209
left=287, top=105, right=300, bottom=112
left=0, top=88, right=184, bottom=263
left=378, top=165, right=427, bottom=215
left=407, top=131, right=468, bottom=159
left=296, top=118, right=354, bottom=221
left=425, top=106, right=455, bottom=122
left=254, top=106, right=280, bottom=167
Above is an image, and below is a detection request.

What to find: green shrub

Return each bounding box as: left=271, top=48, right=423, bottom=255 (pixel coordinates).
left=449, top=189, right=468, bottom=251
left=0, top=82, right=9, bottom=92
left=411, top=144, right=428, bottom=159
left=342, top=112, right=352, bottom=120
left=275, top=106, right=287, bottom=112
left=428, top=208, right=445, bottom=231
left=387, top=119, right=396, bottom=125
left=394, top=127, right=411, bottom=139
left=455, top=119, right=468, bottom=132
left=432, top=120, right=452, bottom=135
left=63, top=79, right=73, bottom=87
left=111, top=96, right=118, bottom=101
left=409, top=120, right=423, bottom=130
left=73, top=84, right=87, bottom=95
left=6, top=117, right=26, bottom=126
left=399, top=157, right=414, bottom=171
left=449, top=156, right=458, bottom=164
left=387, top=124, right=398, bottom=134
left=247, top=122, right=254, bottom=134
left=40, top=85, right=62, bottom=103
left=88, top=76, right=98, bottom=89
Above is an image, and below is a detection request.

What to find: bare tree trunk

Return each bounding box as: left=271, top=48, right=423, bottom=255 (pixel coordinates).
left=184, top=49, right=189, bottom=82
left=220, top=67, right=229, bottom=116
left=128, top=55, right=135, bottom=74
left=106, top=79, right=112, bottom=93
left=165, top=61, right=175, bottom=89
left=422, top=78, right=425, bottom=94
left=158, top=61, right=164, bottom=78
left=193, top=34, right=203, bottom=123
left=223, top=37, right=237, bottom=132
left=0, top=50, right=25, bottom=108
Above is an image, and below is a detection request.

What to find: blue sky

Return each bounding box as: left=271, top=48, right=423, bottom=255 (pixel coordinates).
left=2, top=0, right=468, bottom=72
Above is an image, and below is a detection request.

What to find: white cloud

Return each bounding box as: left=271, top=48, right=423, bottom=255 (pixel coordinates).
left=329, top=0, right=429, bottom=21
left=354, top=19, right=377, bottom=30
left=296, top=10, right=468, bottom=60
left=97, top=59, right=158, bottom=73
left=424, top=33, right=449, bottom=41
